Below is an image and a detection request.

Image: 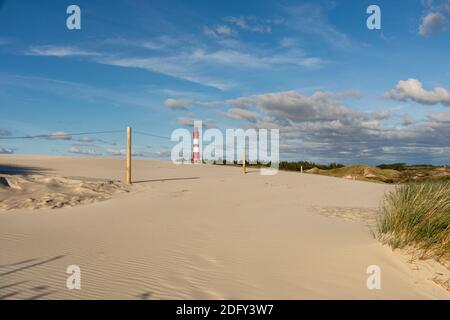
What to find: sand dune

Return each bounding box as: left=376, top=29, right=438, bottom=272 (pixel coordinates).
left=306, top=164, right=401, bottom=183
left=0, top=155, right=448, bottom=299
left=305, top=164, right=450, bottom=183
left=0, top=174, right=129, bottom=210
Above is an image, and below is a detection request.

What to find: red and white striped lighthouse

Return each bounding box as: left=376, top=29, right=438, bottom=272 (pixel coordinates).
left=192, top=127, right=200, bottom=163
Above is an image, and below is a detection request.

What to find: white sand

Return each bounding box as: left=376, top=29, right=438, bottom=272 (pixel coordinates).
left=0, top=155, right=449, bottom=299
left=0, top=174, right=129, bottom=210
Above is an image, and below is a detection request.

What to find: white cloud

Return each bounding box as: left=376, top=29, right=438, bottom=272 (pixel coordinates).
left=402, top=115, right=414, bottom=126
left=27, top=46, right=99, bottom=57
left=23, top=34, right=323, bottom=91
left=141, top=36, right=177, bottom=50
left=191, top=48, right=323, bottom=69
left=106, top=148, right=125, bottom=156
left=219, top=108, right=260, bottom=122
left=283, top=4, right=352, bottom=48
left=0, top=147, right=14, bottom=154
left=216, top=25, right=232, bottom=35
left=106, top=148, right=144, bottom=157
left=224, top=16, right=272, bottom=33
left=224, top=96, right=258, bottom=109
left=384, top=78, right=450, bottom=106
left=96, top=46, right=322, bottom=91
left=0, top=129, right=11, bottom=136
left=68, top=146, right=101, bottom=156
left=427, top=111, right=450, bottom=122
left=203, top=25, right=234, bottom=38
left=147, top=147, right=172, bottom=159
left=279, top=37, right=300, bottom=48
left=191, top=49, right=262, bottom=67
left=97, top=55, right=232, bottom=90
left=40, top=131, right=72, bottom=140
left=371, top=110, right=391, bottom=120
left=78, top=136, right=96, bottom=143
left=224, top=90, right=361, bottom=123
left=418, top=1, right=450, bottom=36
left=100, top=36, right=178, bottom=51
left=164, top=98, right=191, bottom=110
left=177, top=117, right=216, bottom=128
left=203, top=26, right=218, bottom=38
left=419, top=12, right=446, bottom=36
left=210, top=89, right=450, bottom=163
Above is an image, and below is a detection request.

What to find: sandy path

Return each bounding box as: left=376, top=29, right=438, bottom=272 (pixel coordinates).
left=0, top=155, right=449, bottom=299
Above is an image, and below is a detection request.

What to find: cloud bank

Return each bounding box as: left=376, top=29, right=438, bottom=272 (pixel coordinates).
left=384, top=78, right=450, bottom=106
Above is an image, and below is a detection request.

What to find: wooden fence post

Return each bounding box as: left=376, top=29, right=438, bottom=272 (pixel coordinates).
left=243, top=144, right=246, bottom=174
left=126, top=126, right=132, bottom=184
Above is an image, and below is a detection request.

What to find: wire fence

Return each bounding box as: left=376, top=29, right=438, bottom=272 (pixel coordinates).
left=0, top=127, right=249, bottom=162
left=0, top=127, right=261, bottom=182
left=0, top=129, right=171, bottom=140
left=134, top=130, right=172, bottom=140
left=0, top=128, right=177, bottom=160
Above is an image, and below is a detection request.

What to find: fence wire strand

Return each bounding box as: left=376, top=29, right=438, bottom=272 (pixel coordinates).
left=0, top=129, right=173, bottom=141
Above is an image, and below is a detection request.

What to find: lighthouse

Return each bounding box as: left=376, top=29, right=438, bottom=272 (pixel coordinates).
left=192, top=127, right=200, bottom=163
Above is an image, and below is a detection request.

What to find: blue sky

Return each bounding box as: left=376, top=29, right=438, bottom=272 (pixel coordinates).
left=0, top=0, right=449, bottom=164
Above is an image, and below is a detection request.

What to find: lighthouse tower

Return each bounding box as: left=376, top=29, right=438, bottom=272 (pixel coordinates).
left=192, top=127, right=200, bottom=163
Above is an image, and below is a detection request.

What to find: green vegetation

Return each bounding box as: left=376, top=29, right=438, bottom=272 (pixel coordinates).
left=279, top=161, right=344, bottom=171
left=377, top=163, right=407, bottom=171
left=306, top=164, right=401, bottom=183
left=210, top=160, right=273, bottom=167
left=376, top=181, right=450, bottom=262
left=298, top=163, right=449, bottom=184
left=396, top=166, right=450, bottom=183
left=213, top=160, right=450, bottom=183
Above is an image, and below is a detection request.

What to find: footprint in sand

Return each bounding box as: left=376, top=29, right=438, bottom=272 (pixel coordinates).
left=312, top=206, right=378, bottom=225
left=170, top=189, right=189, bottom=198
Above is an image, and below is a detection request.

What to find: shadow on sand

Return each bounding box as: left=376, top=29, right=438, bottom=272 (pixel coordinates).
left=0, top=255, right=65, bottom=277
left=0, top=256, right=65, bottom=300
left=136, top=291, right=153, bottom=300
left=133, top=177, right=200, bottom=184
left=0, top=164, right=52, bottom=175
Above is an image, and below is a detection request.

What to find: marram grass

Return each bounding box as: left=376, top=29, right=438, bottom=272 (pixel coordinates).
left=377, top=181, right=450, bottom=262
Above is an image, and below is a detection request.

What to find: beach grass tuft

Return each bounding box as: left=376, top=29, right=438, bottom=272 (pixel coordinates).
left=377, top=181, right=450, bottom=262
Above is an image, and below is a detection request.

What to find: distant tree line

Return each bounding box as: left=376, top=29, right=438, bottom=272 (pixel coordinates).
left=211, top=160, right=447, bottom=172
left=210, top=159, right=272, bottom=167
left=376, top=163, right=407, bottom=171
left=376, top=163, right=445, bottom=171
left=211, top=159, right=344, bottom=170
left=279, top=161, right=344, bottom=171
